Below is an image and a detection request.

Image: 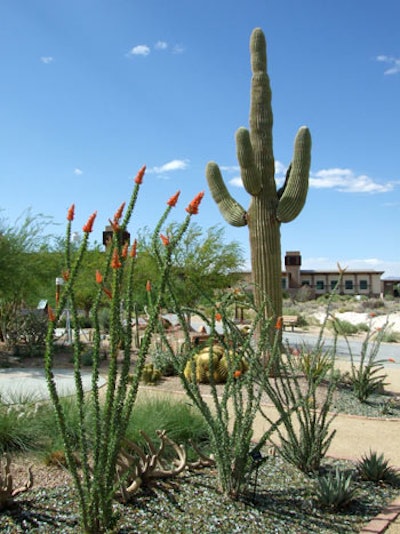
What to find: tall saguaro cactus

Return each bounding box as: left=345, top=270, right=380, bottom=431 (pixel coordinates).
left=206, top=27, right=311, bottom=325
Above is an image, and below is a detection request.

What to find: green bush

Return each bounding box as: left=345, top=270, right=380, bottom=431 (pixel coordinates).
left=128, top=396, right=209, bottom=450
left=331, top=319, right=359, bottom=336
left=0, top=401, right=47, bottom=453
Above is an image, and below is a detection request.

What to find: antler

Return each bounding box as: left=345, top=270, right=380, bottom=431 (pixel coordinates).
left=116, top=430, right=187, bottom=502
left=0, top=454, right=34, bottom=510
left=187, top=439, right=215, bottom=468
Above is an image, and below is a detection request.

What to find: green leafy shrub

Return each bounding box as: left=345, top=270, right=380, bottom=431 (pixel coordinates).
left=151, top=344, right=178, bottom=376
left=2, top=309, right=48, bottom=356
left=262, top=343, right=338, bottom=473
left=381, top=330, right=400, bottom=343
left=361, top=298, right=385, bottom=310
left=332, top=319, right=359, bottom=336
left=343, top=323, right=388, bottom=402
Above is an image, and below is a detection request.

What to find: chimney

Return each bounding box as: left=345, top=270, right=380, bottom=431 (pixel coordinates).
left=285, top=251, right=302, bottom=287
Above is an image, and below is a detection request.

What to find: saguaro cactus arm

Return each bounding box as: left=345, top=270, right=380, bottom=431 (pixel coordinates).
left=276, top=126, right=311, bottom=223
left=235, top=127, right=262, bottom=195
left=206, top=162, right=248, bottom=227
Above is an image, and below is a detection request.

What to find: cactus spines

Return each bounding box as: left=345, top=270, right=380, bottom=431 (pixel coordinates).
left=206, top=27, right=311, bottom=325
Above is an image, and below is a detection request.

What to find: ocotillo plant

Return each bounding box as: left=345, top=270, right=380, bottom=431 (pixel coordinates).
left=206, top=28, right=311, bottom=326
left=44, top=168, right=205, bottom=534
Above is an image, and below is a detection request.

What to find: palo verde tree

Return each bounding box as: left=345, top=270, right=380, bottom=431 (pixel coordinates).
left=206, top=28, right=311, bottom=326
left=136, top=222, right=244, bottom=309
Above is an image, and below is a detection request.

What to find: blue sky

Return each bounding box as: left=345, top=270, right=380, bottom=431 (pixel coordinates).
left=1, top=0, right=399, bottom=277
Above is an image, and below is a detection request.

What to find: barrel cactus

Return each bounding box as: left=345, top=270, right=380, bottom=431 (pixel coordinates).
left=184, top=344, right=247, bottom=384
left=206, top=28, right=311, bottom=328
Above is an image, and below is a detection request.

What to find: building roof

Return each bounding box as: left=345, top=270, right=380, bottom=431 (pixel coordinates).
left=299, top=269, right=385, bottom=275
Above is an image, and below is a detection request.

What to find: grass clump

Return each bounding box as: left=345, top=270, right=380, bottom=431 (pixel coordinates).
left=127, top=395, right=210, bottom=451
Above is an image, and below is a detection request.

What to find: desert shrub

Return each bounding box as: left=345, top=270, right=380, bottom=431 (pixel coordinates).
left=262, top=342, right=338, bottom=474
left=381, top=330, right=400, bottom=343
left=2, top=309, right=48, bottom=356
left=294, top=285, right=315, bottom=302
left=331, top=319, right=359, bottom=336
left=342, top=322, right=388, bottom=402
left=151, top=344, right=178, bottom=376
left=97, top=307, right=111, bottom=333
left=296, top=314, right=309, bottom=328
left=361, top=298, right=385, bottom=310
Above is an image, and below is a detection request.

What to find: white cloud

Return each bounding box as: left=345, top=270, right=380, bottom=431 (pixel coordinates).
left=310, top=168, right=394, bottom=193
left=148, top=159, right=189, bottom=174
left=376, top=55, right=400, bottom=75
left=220, top=165, right=240, bottom=173
left=40, top=56, right=54, bottom=64
left=73, top=168, right=83, bottom=175
left=172, top=44, right=185, bottom=54
left=229, top=176, right=243, bottom=187
left=127, top=41, right=185, bottom=58
left=227, top=160, right=290, bottom=188
left=155, top=41, right=168, bottom=50
left=129, top=45, right=151, bottom=57
left=222, top=163, right=395, bottom=194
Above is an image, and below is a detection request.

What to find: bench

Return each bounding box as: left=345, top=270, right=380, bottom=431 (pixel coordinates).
left=282, top=315, right=298, bottom=332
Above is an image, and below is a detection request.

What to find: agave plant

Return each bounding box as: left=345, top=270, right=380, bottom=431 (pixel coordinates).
left=315, top=467, right=357, bottom=510
left=357, top=450, right=400, bottom=485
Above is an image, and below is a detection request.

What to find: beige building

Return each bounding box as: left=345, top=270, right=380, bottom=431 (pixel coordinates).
left=239, top=251, right=385, bottom=298
left=283, top=251, right=383, bottom=297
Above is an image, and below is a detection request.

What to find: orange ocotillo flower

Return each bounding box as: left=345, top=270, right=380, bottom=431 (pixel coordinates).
left=113, top=202, right=125, bottom=223
left=96, top=270, right=103, bottom=284
left=67, top=204, right=75, bottom=221
left=233, top=370, right=242, bottom=379
left=102, top=287, right=112, bottom=299
left=275, top=317, right=283, bottom=330
left=167, top=190, right=180, bottom=207
left=215, top=312, right=222, bottom=322
left=134, top=165, right=146, bottom=185
left=186, top=191, right=205, bottom=215
left=108, top=218, right=120, bottom=232
left=48, top=306, right=56, bottom=322
left=160, top=234, right=170, bottom=246
left=146, top=280, right=152, bottom=292
left=130, top=239, right=138, bottom=258
left=82, top=212, right=97, bottom=233
left=121, top=242, right=129, bottom=258
left=111, top=249, right=122, bottom=269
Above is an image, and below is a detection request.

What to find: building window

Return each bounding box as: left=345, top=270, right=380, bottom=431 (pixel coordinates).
left=330, top=280, right=338, bottom=291
left=345, top=280, right=353, bottom=290
left=281, top=278, right=287, bottom=289
left=359, top=280, right=368, bottom=290
left=316, top=280, right=325, bottom=290
left=302, top=281, right=310, bottom=287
